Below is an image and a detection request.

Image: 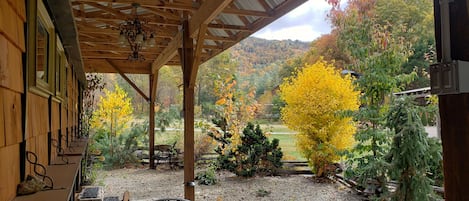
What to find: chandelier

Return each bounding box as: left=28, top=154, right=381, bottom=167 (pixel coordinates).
left=118, top=3, right=156, bottom=61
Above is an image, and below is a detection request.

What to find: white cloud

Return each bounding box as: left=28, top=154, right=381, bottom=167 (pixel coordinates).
left=253, top=0, right=333, bottom=42
left=253, top=25, right=323, bottom=42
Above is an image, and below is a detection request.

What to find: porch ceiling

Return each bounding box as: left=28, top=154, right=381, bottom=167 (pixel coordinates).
left=70, top=0, right=307, bottom=74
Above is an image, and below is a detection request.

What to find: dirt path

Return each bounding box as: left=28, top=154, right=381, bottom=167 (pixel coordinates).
left=97, top=167, right=361, bottom=201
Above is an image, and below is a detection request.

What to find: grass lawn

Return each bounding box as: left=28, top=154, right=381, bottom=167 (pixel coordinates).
left=259, top=123, right=297, bottom=133
left=154, top=122, right=305, bottom=160
left=268, top=134, right=305, bottom=161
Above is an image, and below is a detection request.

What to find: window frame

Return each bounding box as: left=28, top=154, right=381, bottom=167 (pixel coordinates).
left=27, top=0, right=56, bottom=97
left=54, top=35, right=65, bottom=101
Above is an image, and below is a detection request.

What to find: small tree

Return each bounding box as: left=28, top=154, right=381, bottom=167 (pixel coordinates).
left=209, top=75, right=258, bottom=156
left=215, top=122, right=283, bottom=177
left=91, top=84, right=133, bottom=158
left=386, top=97, right=433, bottom=200
left=91, top=84, right=133, bottom=136
left=280, top=59, right=359, bottom=177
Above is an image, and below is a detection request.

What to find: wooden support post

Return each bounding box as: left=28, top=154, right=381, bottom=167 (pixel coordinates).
left=149, top=74, right=156, bottom=169
left=181, top=19, right=195, bottom=201
left=439, top=94, right=469, bottom=201
left=433, top=0, right=469, bottom=199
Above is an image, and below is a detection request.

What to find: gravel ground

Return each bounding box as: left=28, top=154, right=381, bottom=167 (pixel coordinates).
left=97, top=167, right=362, bottom=201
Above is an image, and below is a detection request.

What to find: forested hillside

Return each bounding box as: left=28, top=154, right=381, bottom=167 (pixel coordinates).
left=230, top=37, right=310, bottom=72
left=96, top=37, right=310, bottom=117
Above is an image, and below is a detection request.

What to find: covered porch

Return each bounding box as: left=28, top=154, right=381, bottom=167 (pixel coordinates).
left=2, top=0, right=469, bottom=200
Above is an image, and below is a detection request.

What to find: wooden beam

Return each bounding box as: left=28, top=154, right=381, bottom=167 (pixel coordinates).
left=84, top=2, right=129, bottom=19
left=80, top=43, right=160, bottom=52
left=141, top=6, right=181, bottom=20
left=83, top=59, right=151, bottom=74
left=151, top=0, right=232, bottom=73
left=207, top=23, right=250, bottom=31
left=150, top=31, right=183, bottom=73
left=74, top=10, right=182, bottom=27
left=106, top=59, right=150, bottom=101
left=188, top=0, right=233, bottom=37
left=257, top=0, right=272, bottom=13
left=149, top=74, right=156, bottom=169
left=73, top=0, right=197, bottom=10
left=191, top=24, right=207, bottom=87
left=151, top=71, right=158, bottom=107
left=181, top=19, right=195, bottom=201
left=46, top=0, right=86, bottom=83
left=223, top=8, right=271, bottom=17
left=81, top=52, right=159, bottom=60
left=204, top=35, right=236, bottom=42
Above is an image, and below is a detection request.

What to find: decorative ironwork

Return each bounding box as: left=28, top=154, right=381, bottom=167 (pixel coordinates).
left=25, top=151, right=54, bottom=189
left=118, top=3, right=155, bottom=61
left=51, top=139, right=77, bottom=165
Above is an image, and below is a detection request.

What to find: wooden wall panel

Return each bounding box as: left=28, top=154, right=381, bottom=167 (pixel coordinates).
left=0, top=33, right=23, bottom=93
left=51, top=101, right=60, bottom=131
left=0, top=144, right=20, bottom=201
left=61, top=104, right=67, bottom=149
left=0, top=88, right=4, bottom=148
left=3, top=88, right=22, bottom=145
left=36, top=133, right=48, bottom=166
left=6, top=0, right=26, bottom=22
left=0, top=0, right=25, bottom=52
left=51, top=102, right=59, bottom=161
left=24, top=135, right=49, bottom=176
left=0, top=2, right=24, bottom=200
left=26, top=93, right=50, bottom=139
left=50, top=130, right=58, bottom=162
left=25, top=137, right=36, bottom=176
left=0, top=1, right=19, bottom=47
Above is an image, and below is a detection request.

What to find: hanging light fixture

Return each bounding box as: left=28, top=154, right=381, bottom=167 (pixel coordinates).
left=118, top=3, right=155, bottom=61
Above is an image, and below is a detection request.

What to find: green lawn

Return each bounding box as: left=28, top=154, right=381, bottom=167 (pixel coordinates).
left=268, top=134, right=305, bottom=161
left=153, top=122, right=305, bottom=160
left=258, top=123, right=297, bottom=133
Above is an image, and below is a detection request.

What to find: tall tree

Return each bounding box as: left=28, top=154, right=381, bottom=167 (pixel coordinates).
left=330, top=0, right=417, bottom=194
left=91, top=84, right=133, bottom=137
left=386, top=97, right=433, bottom=200
left=280, top=59, right=359, bottom=177
left=197, top=52, right=237, bottom=116
left=302, top=31, right=350, bottom=69
left=157, top=66, right=183, bottom=108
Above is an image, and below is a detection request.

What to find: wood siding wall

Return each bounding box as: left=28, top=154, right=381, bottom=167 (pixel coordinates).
left=0, top=1, right=82, bottom=201
left=0, top=1, right=26, bottom=201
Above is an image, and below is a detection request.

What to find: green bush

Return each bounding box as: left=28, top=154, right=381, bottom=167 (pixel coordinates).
left=212, top=122, right=283, bottom=177
left=92, top=123, right=147, bottom=169
left=195, top=164, right=217, bottom=185
left=426, top=137, right=443, bottom=187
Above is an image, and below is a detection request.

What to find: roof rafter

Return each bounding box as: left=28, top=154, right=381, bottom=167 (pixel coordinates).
left=73, top=0, right=197, bottom=10
left=151, top=0, right=233, bottom=73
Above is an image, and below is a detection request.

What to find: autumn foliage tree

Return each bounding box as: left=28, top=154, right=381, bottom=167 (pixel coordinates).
left=280, top=59, right=359, bottom=177
left=91, top=84, right=133, bottom=137
left=206, top=75, right=284, bottom=177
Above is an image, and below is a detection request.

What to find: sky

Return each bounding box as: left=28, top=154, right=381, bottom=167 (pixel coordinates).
left=252, top=1, right=334, bottom=42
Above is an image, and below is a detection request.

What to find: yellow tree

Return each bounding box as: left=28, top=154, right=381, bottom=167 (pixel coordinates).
left=280, top=59, right=359, bottom=177
left=213, top=75, right=258, bottom=149
left=91, top=84, right=133, bottom=137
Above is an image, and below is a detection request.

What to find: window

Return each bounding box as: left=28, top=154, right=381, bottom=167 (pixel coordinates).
left=28, top=0, right=55, bottom=97
left=55, top=36, right=65, bottom=100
